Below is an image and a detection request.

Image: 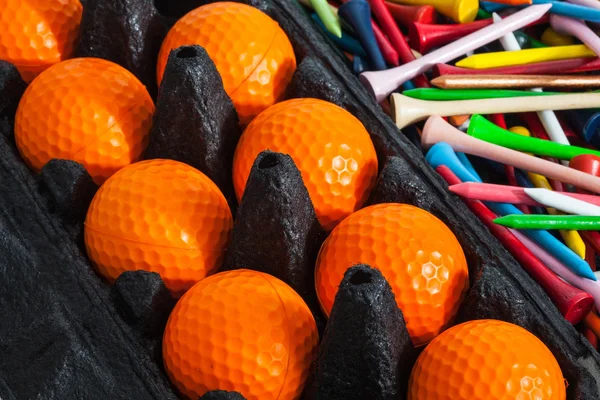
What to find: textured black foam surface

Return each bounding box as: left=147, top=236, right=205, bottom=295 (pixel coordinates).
left=74, top=0, right=167, bottom=98
left=38, top=159, right=98, bottom=248
left=144, top=45, right=240, bottom=212
left=306, top=265, right=416, bottom=400
left=199, top=390, right=247, bottom=400
left=222, top=151, right=326, bottom=332
left=0, top=61, right=25, bottom=124
left=112, top=271, right=175, bottom=337
left=0, top=61, right=177, bottom=399
left=111, top=270, right=176, bottom=362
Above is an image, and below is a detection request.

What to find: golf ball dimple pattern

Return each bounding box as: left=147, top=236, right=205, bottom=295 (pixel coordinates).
left=163, top=269, right=319, bottom=399
left=233, top=98, right=378, bottom=230
left=15, top=58, right=154, bottom=184
left=0, top=0, right=82, bottom=82
left=315, top=203, right=469, bottom=346
left=84, top=160, right=233, bottom=296
left=157, top=2, right=296, bottom=124
left=408, top=320, right=566, bottom=400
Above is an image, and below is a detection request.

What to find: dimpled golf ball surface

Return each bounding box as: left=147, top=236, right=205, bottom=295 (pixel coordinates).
left=15, top=58, right=154, bottom=184
left=157, top=2, right=296, bottom=124
left=233, top=98, right=378, bottom=230
left=315, top=203, right=469, bottom=346
left=408, top=320, right=566, bottom=400
left=84, top=159, right=233, bottom=296
left=163, top=269, right=319, bottom=399
left=0, top=0, right=82, bottom=82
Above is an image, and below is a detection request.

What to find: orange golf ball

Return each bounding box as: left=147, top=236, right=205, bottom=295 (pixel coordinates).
left=0, top=0, right=82, bottom=82
left=233, top=98, right=378, bottom=230
left=408, top=319, right=566, bottom=399
left=163, top=269, right=319, bottom=400
left=84, top=159, right=233, bottom=296
left=14, top=58, right=154, bottom=185
left=157, top=2, right=296, bottom=125
left=315, top=203, right=469, bottom=346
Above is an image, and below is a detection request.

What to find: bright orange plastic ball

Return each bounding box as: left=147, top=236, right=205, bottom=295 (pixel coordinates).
left=14, top=58, right=154, bottom=185
left=163, top=269, right=319, bottom=399
left=156, top=2, right=296, bottom=125
left=233, top=98, right=378, bottom=230
left=408, top=319, right=566, bottom=399
left=84, top=159, right=233, bottom=296
left=315, top=203, right=469, bottom=346
left=0, top=0, right=82, bottom=82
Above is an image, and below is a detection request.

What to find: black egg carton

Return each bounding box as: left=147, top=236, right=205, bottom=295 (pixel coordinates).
left=0, top=0, right=599, bottom=399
